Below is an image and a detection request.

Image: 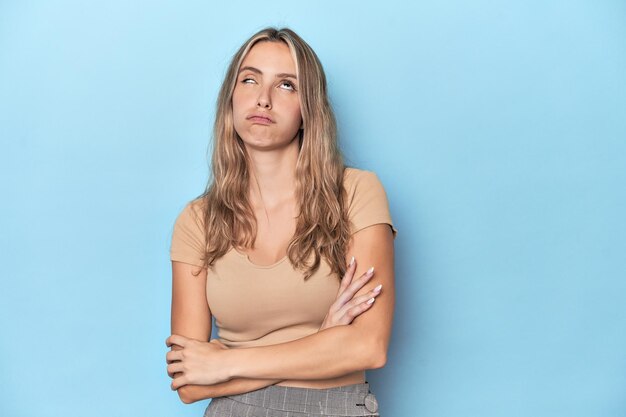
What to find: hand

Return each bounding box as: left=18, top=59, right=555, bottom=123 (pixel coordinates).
left=319, top=257, right=382, bottom=331
left=166, top=338, right=229, bottom=378
left=165, top=335, right=231, bottom=389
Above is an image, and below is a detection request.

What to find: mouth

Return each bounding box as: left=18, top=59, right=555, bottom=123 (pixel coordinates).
left=247, top=113, right=273, bottom=124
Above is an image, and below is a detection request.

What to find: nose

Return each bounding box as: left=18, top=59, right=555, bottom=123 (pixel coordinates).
left=257, top=87, right=272, bottom=109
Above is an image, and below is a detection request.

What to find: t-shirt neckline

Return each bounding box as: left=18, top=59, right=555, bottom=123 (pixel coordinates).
left=232, top=248, right=289, bottom=269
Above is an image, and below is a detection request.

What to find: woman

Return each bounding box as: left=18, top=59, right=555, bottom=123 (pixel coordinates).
left=165, top=27, right=397, bottom=416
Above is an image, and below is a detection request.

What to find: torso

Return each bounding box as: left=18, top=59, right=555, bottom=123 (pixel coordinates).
left=170, top=168, right=385, bottom=388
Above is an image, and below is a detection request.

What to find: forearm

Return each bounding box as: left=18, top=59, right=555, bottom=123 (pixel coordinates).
left=177, top=377, right=283, bottom=404
left=171, top=344, right=283, bottom=403
left=226, top=325, right=382, bottom=381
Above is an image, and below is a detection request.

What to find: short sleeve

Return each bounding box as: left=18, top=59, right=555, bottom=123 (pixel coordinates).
left=345, top=169, right=398, bottom=239
left=169, top=200, right=207, bottom=268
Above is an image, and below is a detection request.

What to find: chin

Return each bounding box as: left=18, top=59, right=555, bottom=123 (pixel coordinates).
left=241, top=136, right=298, bottom=152
left=242, top=139, right=281, bottom=151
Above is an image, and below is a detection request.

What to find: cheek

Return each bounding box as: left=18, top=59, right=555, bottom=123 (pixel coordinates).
left=231, top=91, right=247, bottom=136
left=287, top=101, right=302, bottom=127
left=231, top=91, right=252, bottom=129
left=231, top=90, right=244, bottom=116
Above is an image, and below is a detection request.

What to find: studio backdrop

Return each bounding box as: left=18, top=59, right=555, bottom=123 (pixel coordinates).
left=1, top=1, right=625, bottom=416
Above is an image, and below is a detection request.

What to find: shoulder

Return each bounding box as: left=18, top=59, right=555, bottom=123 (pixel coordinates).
left=170, top=197, right=207, bottom=267
left=343, top=167, right=390, bottom=208
left=343, top=167, right=383, bottom=192
left=173, top=197, right=206, bottom=227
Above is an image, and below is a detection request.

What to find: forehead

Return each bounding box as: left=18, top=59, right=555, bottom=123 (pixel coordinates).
left=239, top=41, right=296, bottom=75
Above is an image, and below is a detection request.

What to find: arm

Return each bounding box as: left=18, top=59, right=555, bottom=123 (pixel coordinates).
left=224, top=223, right=394, bottom=381
left=175, top=363, right=281, bottom=404
left=169, top=261, right=282, bottom=403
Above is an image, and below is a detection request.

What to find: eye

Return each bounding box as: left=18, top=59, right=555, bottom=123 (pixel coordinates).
left=279, top=80, right=297, bottom=91
left=241, top=77, right=256, bottom=84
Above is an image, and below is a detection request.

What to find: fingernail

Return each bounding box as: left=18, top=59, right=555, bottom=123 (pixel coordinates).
left=374, top=284, right=382, bottom=292
left=366, top=266, right=374, bottom=276
left=367, top=297, right=375, bottom=304
left=349, top=256, right=355, bottom=266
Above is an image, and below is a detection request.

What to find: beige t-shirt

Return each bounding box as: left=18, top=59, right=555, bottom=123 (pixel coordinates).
left=170, top=167, right=397, bottom=348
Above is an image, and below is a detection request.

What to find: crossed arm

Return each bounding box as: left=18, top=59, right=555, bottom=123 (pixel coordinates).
left=167, top=223, right=395, bottom=403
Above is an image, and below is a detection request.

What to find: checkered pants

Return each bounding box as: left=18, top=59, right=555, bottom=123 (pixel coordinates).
left=203, top=382, right=380, bottom=417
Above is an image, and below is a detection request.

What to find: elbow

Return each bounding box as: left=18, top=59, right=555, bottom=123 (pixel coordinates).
left=350, top=327, right=389, bottom=370
left=369, top=348, right=387, bottom=369
left=365, top=338, right=388, bottom=370
left=177, top=384, right=220, bottom=403
left=177, top=386, right=198, bottom=404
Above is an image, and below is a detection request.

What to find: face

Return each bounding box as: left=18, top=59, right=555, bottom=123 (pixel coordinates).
left=232, top=41, right=302, bottom=151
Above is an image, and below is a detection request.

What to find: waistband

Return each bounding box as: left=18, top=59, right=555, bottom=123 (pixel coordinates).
left=225, top=382, right=379, bottom=415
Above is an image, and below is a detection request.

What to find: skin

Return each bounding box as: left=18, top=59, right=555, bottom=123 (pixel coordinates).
left=165, top=41, right=395, bottom=403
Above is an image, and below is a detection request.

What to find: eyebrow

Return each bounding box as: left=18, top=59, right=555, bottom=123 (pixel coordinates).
left=238, top=66, right=297, bottom=80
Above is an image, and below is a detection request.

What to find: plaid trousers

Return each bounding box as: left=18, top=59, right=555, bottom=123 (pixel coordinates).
left=203, top=382, right=380, bottom=417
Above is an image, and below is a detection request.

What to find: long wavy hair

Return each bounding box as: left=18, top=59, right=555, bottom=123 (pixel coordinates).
left=196, top=27, right=350, bottom=280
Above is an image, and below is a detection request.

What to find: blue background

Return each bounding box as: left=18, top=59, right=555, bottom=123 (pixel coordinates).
left=1, top=1, right=625, bottom=416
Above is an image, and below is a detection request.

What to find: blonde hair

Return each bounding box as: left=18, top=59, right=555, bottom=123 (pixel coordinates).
left=197, top=27, right=350, bottom=280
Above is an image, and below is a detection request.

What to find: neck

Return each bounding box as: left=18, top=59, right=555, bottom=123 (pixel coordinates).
left=245, top=139, right=300, bottom=209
